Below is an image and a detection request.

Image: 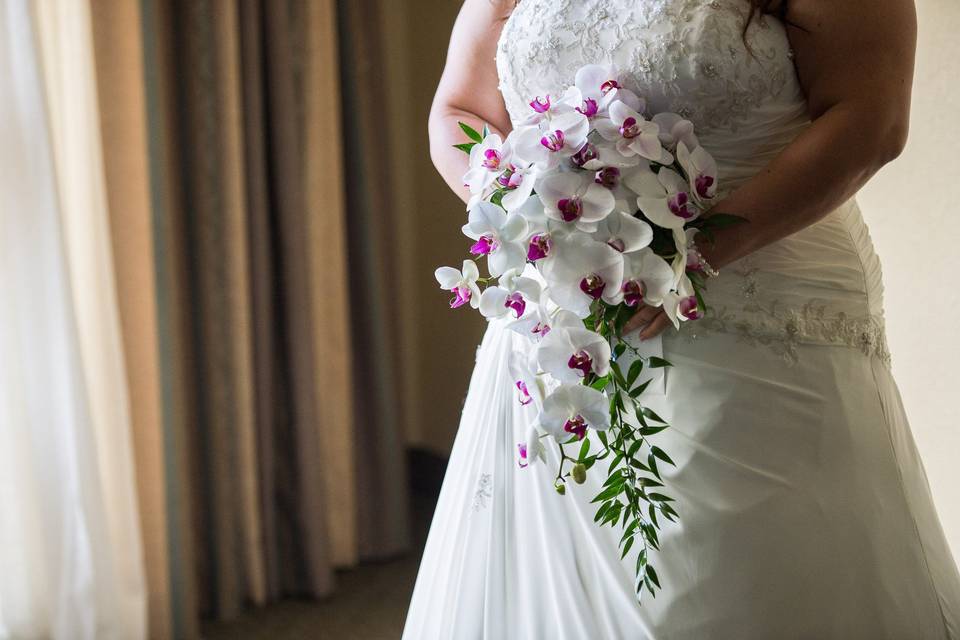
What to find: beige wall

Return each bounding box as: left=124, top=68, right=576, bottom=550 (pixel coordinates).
left=391, top=1, right=488, bottom=455
left=859, top=0, right=960, bottom=560
left=399, top=2, right=960, bottom=564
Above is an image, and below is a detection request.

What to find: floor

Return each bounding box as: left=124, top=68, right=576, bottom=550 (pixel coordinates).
left=203, top=482, right=438, bottom=640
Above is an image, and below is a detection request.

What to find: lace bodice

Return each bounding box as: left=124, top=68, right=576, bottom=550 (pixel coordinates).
left=496, top=0, right=892, bottom=365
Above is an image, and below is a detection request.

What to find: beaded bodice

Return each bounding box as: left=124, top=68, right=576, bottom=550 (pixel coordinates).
left=496, top=0, right=892, bottom=365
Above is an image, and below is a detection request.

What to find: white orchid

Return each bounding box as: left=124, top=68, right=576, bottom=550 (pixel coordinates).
left=677, top=141, right=719, bottom=204
left=537, top=171, right=615, bottom=232
left=628, top=164, right=702, bottom=230
left=462, top=201, right=528, bottom=277
left=512, top=110, right=590, bottom=170
left=571, top=138, right=643, bottom=172
left=507, top=297, right=582, bottom=342
left=652, top=113, right=699, bottom=152
left=463, top=133, right=512, bottom=197
left=434, top=260, right=481, bottom=309
left=592, top=210, right=653, bottom=254
left=537, top=326, right=612, bottom=383
left=661, top=273, right=703, bottom=328
left=562, top=64, right=645, bottom=121
left=541, top=234, right=625, bottom=317
left=539, top=384, right=611, bottom=441
left=497, top=160, right=541, bottom=213
left=478, top=268, right=542, bottom=320
left=517, top=424, right=547, bottom=468
left=620, top=247, right=676, bottom=309
left=595, top=101, right=672, bottom=164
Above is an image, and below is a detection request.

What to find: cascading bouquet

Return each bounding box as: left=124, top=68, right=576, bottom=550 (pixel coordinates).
left=435, top=64, right=740, bottom=599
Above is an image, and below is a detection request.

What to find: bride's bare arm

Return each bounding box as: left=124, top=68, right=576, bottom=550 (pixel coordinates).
left=630, top=0, right=917, bottom=339
left=701, top=0, right=917, bottom=266
left=429, top=0, right=515, bottom=203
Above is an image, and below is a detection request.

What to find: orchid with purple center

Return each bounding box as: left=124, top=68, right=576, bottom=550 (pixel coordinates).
left=538, top=384, right=611, bottom=441
left=479, top=267, right=542, bottom=321
left=462, top=201, right=528, bottom=277
left=626, top=163, right=703, bottom=230
left=677, top=141, right=719, bottom=204
left=595, top=101, right=673, bottom=164
left=434, top=260, right=481, bottom=310
left=464, top=134, right=513, bottom=198
left=512, top=110, right=590, bottom=170
left=537, top=172, right=615, bottom=232
left=537, top=326, right=611, bottom=383
left=541, top=234, right=625, bottom=316
left=591, top=210, right=654, bottom=254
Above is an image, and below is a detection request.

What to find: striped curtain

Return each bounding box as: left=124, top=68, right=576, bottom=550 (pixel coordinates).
left=89, top=0, right=412, bottom=636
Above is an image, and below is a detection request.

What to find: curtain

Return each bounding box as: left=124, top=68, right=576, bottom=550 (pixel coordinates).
left=119, top=0, right=413, bottom=632
left=0, top=0, right=146, bottom=637
left=88, top=1, right=174, bottom=637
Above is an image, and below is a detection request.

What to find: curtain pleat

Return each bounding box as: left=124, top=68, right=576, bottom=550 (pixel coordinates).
left=88, top=2, right=173, bottom=637
left=338, top=0, right=413, bottom=562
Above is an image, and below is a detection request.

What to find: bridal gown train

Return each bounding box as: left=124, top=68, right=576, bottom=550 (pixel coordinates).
left=403, top=1, right=960, bottom=638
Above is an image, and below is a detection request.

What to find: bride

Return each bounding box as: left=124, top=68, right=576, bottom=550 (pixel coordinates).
left=404, top=0, right=960, bottom=637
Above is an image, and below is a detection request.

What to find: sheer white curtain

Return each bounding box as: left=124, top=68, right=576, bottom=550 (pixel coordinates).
left=0, top=0, right=146, bottom=637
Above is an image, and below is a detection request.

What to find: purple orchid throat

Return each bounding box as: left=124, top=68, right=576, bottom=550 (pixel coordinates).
left=530, top=95, right=551, bottom=113
left=680, top=296, right=703, bottom=320
left=517, top=443, right=529, bottom=468
left=567, top=350, right=593, bottom=377
left=695, top=174, right=715, bottom=198
left=564, top=415, right=588, bottom=440
left=541, top=130, right=565, bottom=152
left=557, top=197, right=583, bottom=222
left=622, top=280, right=645, bottom=307
left=532, top=322, right=551, bottom=338
left=505, top=292, right=527, bottom=318
left=482, top=148, right=502, bottom=171
left=595, top=167, right=621, bottom=189
left=668, top=192, right=696, bottom=219
left=516, top=380, right=533, bottom=406
left=470, top=235, right=497, bottom=256
left=572, top=143, right=599, bottom=167
left=620, top=116, right=641, bottom=139
left=600, top=79, right=620, bottom=95
left=580, top=274, right=605, bottom=300
left=577, top=97, right=599, bottom=118
left=527, top=233, right=552, bottom=261
left=497, top=164, right=523, bottom=189
left=450, top=286, right=472, bottom=309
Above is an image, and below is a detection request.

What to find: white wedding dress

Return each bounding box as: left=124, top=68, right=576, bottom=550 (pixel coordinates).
left=403, top=1, right=960, bottom=638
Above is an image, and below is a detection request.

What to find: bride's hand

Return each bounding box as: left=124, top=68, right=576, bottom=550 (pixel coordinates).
left=623, top=303, right=671, bottom=341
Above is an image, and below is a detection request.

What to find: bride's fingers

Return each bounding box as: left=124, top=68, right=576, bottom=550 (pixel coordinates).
left=623, top=304, right=661, bottom=334
left=638, top=310, right=671, bottom=341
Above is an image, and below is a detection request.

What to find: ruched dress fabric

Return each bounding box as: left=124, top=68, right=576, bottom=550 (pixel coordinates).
left=403, top=1, right=960, bottom=638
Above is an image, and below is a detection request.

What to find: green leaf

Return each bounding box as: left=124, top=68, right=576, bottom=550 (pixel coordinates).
left=642, top=407, right=667, bottom=424
left=620, top=535, right=635, bottom=559
left=651, top=446, right=676, bottom=466
left=638, top=424, right=668, bottom=436
left=648, top=356, right=672, bottom=369
left=578, top=437, right=591, bottom=462
left=458, top=121, right=484, bottom=143
left=627, top=359, right=643, bottom=387
left=648, top=492, right=674, bottom=503
left=453, top=142, right=475, bottom=155
left=613, top=342, right=627, bottom=359
left=646, top=565, right=661, bottom=588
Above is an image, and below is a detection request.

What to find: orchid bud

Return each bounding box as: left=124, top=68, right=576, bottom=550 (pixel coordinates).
left=572, top=463, right=587, bottom=485
left=555, top=483, right=567, bottom=496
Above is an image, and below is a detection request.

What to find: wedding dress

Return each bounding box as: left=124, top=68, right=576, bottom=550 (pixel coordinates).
left=403, top=1, right=960, bottom=637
